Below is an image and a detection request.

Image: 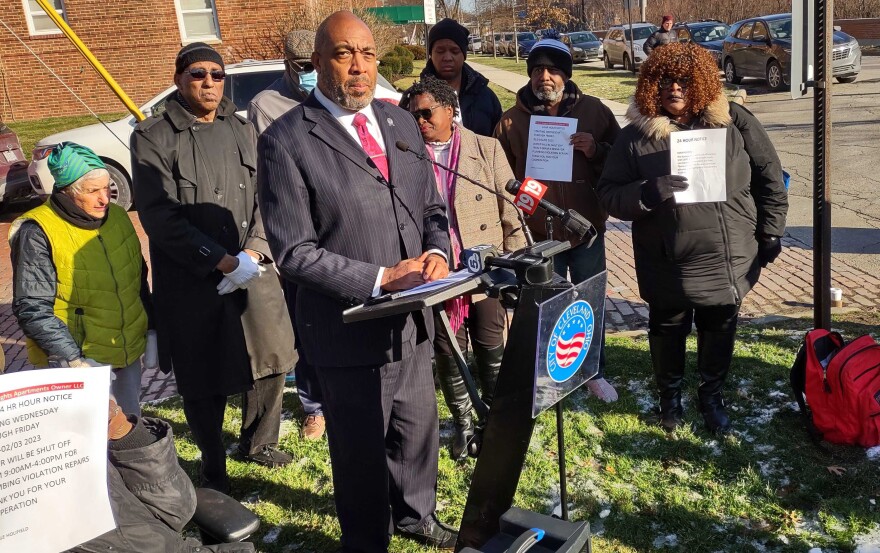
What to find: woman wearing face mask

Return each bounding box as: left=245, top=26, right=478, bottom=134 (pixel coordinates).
left=596, top=43, right=788, bottom=435
left=400, top=77, right=526, bottom=460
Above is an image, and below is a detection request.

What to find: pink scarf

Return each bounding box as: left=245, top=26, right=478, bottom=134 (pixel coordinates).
left=425, top=126, right=469, bottom=334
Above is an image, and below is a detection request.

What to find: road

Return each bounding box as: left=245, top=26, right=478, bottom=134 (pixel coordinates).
left=740, top=56, right=880, bottom=274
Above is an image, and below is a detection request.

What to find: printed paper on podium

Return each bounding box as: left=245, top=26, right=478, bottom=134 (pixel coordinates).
left=670, top=128, right=727, bottom=204
left=524, top=115, right=577, bottom=182
left=0, top=367, right=115, bottom=553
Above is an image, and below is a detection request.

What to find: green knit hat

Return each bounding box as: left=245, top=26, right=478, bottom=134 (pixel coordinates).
left=48, top=142, right=105, bottom=191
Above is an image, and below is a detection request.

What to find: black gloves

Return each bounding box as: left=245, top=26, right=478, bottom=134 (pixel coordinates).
left=758, top=234, right=782, bottom=267
left=641, top=175, right=689, bottom=209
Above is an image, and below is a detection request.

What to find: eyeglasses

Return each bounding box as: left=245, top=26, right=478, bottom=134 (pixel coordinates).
left=410, top=106, right=442, bottom=121
left=659, top=76, right=690, bottom=89
left=185, top=68, right=226, bottom=81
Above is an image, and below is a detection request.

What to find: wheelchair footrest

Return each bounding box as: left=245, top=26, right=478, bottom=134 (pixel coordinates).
left=192, top=487, right=260, bottom=544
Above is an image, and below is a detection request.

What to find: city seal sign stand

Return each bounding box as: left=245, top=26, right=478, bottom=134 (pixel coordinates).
left=0, top=367, right=115, bottom=553
left=344, top=238, right=602, bottom=553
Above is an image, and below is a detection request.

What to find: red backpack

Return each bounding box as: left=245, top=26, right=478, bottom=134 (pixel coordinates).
left=790, top=329, right=880, bottom=447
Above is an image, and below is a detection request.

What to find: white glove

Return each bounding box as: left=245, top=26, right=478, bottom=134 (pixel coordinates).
left=68, top=357, right=104, bottom=368
left=216, top=276, right=238, bottom=295
left=142, top=330, right=159, bottom=370
left=218, top=251, right=264, bottom=291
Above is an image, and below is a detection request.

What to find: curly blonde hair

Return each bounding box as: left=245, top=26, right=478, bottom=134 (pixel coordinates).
left=634, top=42, right=722, bottom=118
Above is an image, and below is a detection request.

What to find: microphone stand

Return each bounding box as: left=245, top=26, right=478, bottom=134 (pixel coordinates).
left=397, top=143, right=535, bottom=247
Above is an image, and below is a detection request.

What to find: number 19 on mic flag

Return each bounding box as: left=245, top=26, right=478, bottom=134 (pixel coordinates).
left=513, top=178, right=548, bottom=215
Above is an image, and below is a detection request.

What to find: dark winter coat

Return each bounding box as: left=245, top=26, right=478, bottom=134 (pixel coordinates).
left=596, top=95, right=788, bottom=309
left=421, top=61, right=502, bottom=137
left=131, top=97, right=295, bottom=399
left=68, top=417, right=254, bottom=553
left=644, top=29, right=677, bottom=56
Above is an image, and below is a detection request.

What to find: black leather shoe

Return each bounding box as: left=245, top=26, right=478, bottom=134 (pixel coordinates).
left=238, top=445, right=292, bottom=468
left=398, top=513, right=458, bottom=550
left=700, top=395, right=731, bottom=436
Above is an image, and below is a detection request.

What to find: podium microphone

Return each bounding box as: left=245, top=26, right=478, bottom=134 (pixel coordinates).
left=505, top=178, right=597, bottom=244
left=395, top=141, right=534, bottom=246
left=460, top=244, right=499, bottom=274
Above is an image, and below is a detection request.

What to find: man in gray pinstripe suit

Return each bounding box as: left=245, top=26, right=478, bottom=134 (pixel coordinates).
left=256, top=11, right=457, bottom=553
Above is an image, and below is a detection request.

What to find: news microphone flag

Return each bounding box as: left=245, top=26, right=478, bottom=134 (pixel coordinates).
left=461, top=244, right=499, bottom=274
left=512, top=178, right=548, bottom=215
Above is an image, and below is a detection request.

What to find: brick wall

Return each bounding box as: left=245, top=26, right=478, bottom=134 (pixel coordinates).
left=0, top=0, right=304, bottom=122
left=837, top=18, right=880, bottom=46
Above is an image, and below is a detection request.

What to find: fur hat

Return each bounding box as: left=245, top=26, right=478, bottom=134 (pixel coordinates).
left=175, top=42, right=224, bottom=74
left=526, top=38, right=572, bottom=78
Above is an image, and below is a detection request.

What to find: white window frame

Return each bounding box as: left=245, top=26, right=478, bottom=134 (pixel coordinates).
left=174, top=0, right=222, bottom=44
left=21, top=0, right=66, bottom=37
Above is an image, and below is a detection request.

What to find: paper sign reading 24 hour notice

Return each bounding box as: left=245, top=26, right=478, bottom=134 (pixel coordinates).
left=525, top=115, right=577, bottom=182
left=0, top=367, right=115, bottom=553
left=670, top=128, right=727, bottom=204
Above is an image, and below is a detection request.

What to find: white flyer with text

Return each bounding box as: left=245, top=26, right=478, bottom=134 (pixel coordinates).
left=525, top=115, right=577, bottom=182
left=0, top=367, right=115, bottom=553
left=670, top=128, right=727, bottom=204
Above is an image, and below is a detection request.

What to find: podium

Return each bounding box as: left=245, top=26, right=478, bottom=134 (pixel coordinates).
left=343, top=240, right=605, bottom=553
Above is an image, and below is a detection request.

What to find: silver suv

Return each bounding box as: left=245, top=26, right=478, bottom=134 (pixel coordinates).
left=602, top=23, right=658, bottom=70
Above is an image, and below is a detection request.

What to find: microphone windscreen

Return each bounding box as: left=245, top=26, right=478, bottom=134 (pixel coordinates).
left=395, top=141, right=410, bottom=152
left=505, top=179, right=521, bottom=194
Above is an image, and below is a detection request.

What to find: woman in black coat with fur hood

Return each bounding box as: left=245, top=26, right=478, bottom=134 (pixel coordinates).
left=597, top=43, right=788, bottom=435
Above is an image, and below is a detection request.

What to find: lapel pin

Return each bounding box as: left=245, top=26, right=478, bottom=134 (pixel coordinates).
left=387, top=117, right=394, bottom=127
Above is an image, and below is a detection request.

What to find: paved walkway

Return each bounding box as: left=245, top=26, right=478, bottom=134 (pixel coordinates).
left=1, top=69, right=878, bottom=401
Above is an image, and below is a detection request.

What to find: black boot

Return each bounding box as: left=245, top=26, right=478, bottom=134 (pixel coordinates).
left=697, top=330, right=736, bottom=435
left=649, top=332, right=687, bottom=432
left=435, top=355, right=474, bottom=460
left=473, top=344, right=503, bottom=407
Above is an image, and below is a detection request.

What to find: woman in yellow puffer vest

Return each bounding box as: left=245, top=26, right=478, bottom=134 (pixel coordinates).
left=9, top=142, right=156, bottom=415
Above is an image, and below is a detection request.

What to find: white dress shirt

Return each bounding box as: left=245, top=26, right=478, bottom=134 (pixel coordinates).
left=313, top=86, right=446, bottom=297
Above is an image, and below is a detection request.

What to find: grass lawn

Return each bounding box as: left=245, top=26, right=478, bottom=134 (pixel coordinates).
left=7, top=113, right=126, bottom=161
left=144, top=314, right=880, bottom=552
left=467, top=55, right=638, bottom=105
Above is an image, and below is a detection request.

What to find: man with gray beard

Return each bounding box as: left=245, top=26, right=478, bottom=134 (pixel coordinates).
left=255, top=10, right=457, bottom=553
left=494, top=36, right=621, bottom=403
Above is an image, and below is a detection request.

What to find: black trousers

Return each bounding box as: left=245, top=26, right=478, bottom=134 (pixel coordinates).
left=240, top=373, right=285, bottom=454
left=182, top=393, right=228, bottom=491
left=433, top=297, right=506, bottom=355
left=648, top=304, right=740, bottom=336
left=316, top=340, right=438, bottom=553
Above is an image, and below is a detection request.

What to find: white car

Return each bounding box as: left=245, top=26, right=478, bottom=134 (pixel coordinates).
left=602, top=23, right=657, bottom=70
left=28, top=60, right=402, bottom=209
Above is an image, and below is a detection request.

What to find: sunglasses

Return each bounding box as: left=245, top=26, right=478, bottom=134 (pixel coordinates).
left=292, top=61, right=315, bottom=73
left=410, top=105, right=442, bottom=121
left=659, top=76, right=690, bottom=89
left=185, top=68, right=226, bottom=81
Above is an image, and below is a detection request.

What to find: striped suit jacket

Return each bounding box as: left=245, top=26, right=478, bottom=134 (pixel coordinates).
left=257, top=94, right=450, bottom=367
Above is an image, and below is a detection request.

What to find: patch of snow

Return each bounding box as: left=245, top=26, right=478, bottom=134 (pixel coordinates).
left=743, top=406, right=780, bottom=426
left=754, top=444, right=775, bottom=455
left=808, top=549, right=823, bottom=553
left=263, top=526, right=282, bottom=543
left=854, top=525, right=880, bottom=553
left=704, top=440, right=723, bottom=457
left=599, top=508, right=611, bottom=519
left=652, top=534, right=679, bottom=548
left=866, top=446, right=880, bottom=461
left=767, top=390, right=788, bottom=399
left=627, top=378, right=656, bottom=413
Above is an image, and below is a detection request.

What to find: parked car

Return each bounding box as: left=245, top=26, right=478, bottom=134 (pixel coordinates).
left=673, top=20, right=729, bottom=67
left=0, top=120, right=31, bottom=207
left=28, top=60, right=401, bottom=210
left=722, top=13, right=861, bottom=90
left=468, top=35, right=482, bottom=53
left=483, top=33, right=501, bottom=54
left=562, top=31, right=603, bottom=62
left=28, top=60, right=285, bottom=209
left=602, top=22, right=657, bottom=69
left=493, top=32, right=515, bottom=56
left=512, top=32, right=539, bottom=57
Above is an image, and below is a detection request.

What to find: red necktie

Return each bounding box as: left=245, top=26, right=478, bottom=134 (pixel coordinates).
left=352, top=113, right=389, bottom=181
